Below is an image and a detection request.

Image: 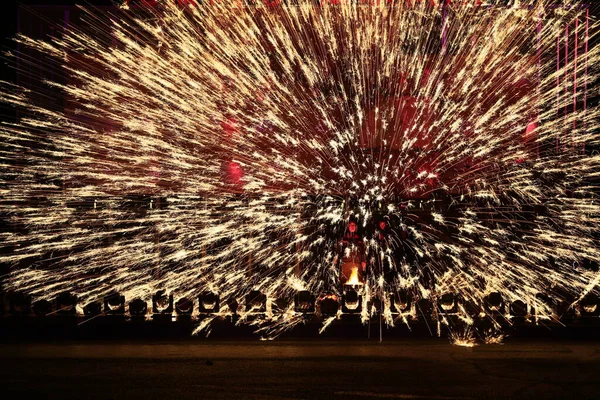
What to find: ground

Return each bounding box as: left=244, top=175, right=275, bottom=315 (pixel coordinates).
left=1, top=339, right=600, bottom=399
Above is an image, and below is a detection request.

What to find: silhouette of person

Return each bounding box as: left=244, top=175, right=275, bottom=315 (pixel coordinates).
left=339, top=221, right=366, bottom=285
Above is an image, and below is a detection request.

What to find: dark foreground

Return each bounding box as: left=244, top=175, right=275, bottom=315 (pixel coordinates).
left=1, top=340, right=600, bottom=400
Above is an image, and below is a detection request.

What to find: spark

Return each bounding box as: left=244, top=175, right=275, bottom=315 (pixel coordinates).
left=450, top=327, right=479, bottom=348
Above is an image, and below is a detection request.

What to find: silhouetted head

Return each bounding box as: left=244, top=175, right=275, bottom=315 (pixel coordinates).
left=348, top=221, right=357, bottom=233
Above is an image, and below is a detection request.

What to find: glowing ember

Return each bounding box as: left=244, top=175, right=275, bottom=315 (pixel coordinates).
left=453, top=339, right=478, bottom=348
left=483, top=333, right=505, bottom=345
left=450, top=328, right=479, bottom=348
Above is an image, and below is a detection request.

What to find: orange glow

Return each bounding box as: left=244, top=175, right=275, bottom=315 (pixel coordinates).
left=345, top=267, right=363, bottom=286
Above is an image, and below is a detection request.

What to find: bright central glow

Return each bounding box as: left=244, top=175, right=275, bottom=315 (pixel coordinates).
left=346, top=267, right=363, bottom=286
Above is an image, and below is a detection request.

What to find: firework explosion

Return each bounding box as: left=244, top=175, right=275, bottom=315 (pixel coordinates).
left=1, top=0, right=600, bottom=340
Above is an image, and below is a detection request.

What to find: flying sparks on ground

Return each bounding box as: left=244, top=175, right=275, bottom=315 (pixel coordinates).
left=1, top=0, right=600, bottom=341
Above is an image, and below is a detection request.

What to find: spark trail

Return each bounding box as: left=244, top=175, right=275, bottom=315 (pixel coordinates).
left=1, top=0, right=599, bottom=341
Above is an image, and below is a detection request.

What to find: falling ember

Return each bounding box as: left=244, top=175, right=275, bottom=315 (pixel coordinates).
left=452, top=338, right=478, bottom=348
left=0, top=1, right=599, bottom=339
left=483, top=333, right=505, bottom=345
left=450, top=328, right=478, bottom=348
